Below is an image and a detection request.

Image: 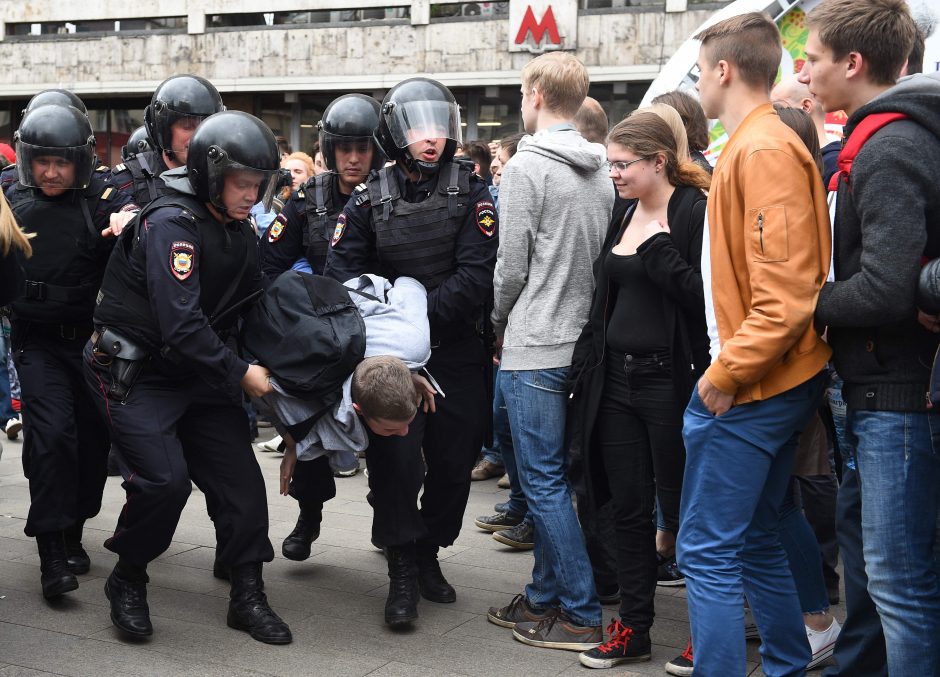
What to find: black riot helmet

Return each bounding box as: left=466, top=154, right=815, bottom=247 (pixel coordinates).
left=14, top=104, right=96, bottom=190
left=187, top=111, right=280, bottom=214
left=23, top=89, right=88, bottom=116
left=121, top=126, right=153, bottom=162
left=144, top=75, right=224, bottom=160
left=375, top=78, right=462, bottom=176
left=317, top=94, right=385, bottom=172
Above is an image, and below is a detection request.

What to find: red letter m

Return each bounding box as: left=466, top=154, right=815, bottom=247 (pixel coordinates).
left=514, top=5, right=561, bottom=46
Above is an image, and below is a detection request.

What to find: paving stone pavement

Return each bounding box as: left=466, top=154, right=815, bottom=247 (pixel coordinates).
left=0, top=431, right=841, bottom=676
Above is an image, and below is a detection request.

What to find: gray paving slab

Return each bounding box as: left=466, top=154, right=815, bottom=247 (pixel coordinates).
left=0, top=667, right=65, bottom=677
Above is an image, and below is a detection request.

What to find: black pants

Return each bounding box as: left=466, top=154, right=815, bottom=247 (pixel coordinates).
left=16, top=332, right=109, bottom=537
left=595, top=351, right=686, bottom=631
left=84, top=342, right=274, bottom=568
left=289, top=454, right=337, bottom=509
left=365, top=336, right=486, bottom=548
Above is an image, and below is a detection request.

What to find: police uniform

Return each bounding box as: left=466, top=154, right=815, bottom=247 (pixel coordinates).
left=325, top=160, right=497, bottom=549
left=109, top=150, right=170, bottom=206
left=87, top=191, right=274, bottom=569
left=6, top=167, right=136, bottom=538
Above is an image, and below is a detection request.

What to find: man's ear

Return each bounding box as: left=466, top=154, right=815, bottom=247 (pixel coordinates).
left=717, top=59, right=731, bottom=87
left=352, top=403, right=362, bottom=415
left=530, top=86, right=544, bottom=110
left=845, top=51, right=866, bottom=82
left=474, top=162, right=481, bottom=174
left=800, top=97, right=815, bottom=114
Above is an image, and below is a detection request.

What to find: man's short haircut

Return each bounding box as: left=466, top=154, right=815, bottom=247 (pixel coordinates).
left=907, top=25, right=927, bottom=75
left=521, top=53, right=590, bottom=118
left=498, top=132, right=526, bottom=160
left=350, top=356, right=417, bottom=422
left=574, top=96, right=609, bottom=144
left=651, top=90, right=710, bottom=152
left=465, top=140, right=493, bottom=178
left=694, top=12, right=782, bottom=91
left=807, top=0, right=916, bottom=85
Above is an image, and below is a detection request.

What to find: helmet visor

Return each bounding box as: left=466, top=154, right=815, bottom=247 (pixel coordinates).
left=14, top=141, right=95, bottom=190
left=206, top=159, right=280, bottom=213
left=385, top=100, right=462, bottom=150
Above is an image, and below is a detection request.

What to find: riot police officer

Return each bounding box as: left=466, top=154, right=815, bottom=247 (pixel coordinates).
left=7, top=102, right=136, bottom=600
left=86, top=110, right=291, bottom=644
left=111, top=75, right=224, bottom=207
left=261, top=93, right=384, bottom=278
left=121, top=126, right=152, bottom=163
left=324, top=78, right=498, bottom=626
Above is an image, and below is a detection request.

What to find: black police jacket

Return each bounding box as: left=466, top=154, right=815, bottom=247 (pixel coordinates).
left=324, top=161, right=498, bottom=344
left=5, top=169, right=136, bottom=327
left=261, top=172, right=348, bottom=280
left=110, top=150, right=170, bottom=207
left=95, top=188, right=262, bottom=392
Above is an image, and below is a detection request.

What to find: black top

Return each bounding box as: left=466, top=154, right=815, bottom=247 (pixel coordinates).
left=604, top=249, right=669, bottom=354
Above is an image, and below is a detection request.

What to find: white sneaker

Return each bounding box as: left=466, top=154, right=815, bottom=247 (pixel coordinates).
left=5, top=416, right=22, bottom=441
left=806, top=617, right=841, bottom=669
left=259, top=434, right=283, bottom=453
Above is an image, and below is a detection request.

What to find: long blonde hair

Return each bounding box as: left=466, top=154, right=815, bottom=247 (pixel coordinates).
left=0, top=192, right=32, bottom=258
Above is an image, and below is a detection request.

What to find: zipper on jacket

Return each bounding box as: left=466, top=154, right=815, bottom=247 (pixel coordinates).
left=758, top=212, right=764, bottom=254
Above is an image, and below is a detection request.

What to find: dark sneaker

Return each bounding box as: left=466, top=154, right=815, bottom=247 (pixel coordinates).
left=579, top=618, right=651, bottom=668
left=513, top=610, right=602, bottom=651
left=665, top=638, right=694, bottom=676
left=470, top=459, right=505, bottom=481
left=656, top=556, right=685, bottom=587
left=474, top=511, right=524, bottom=532
left=492, top=520, right=534, bottom=550
left=494, top=501, right=510, bottom=514
left=487, top=593, right=554, bottom=628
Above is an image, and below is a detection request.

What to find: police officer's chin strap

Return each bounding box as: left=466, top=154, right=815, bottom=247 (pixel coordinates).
left=403, top=152, right=440, bottom=177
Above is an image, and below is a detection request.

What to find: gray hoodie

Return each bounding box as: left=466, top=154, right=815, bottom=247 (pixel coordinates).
left=492, top=127, right=614, bottom=371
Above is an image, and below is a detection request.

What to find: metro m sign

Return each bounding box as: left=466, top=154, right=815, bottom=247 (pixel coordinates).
left=508, top=0, right=577, bottom=53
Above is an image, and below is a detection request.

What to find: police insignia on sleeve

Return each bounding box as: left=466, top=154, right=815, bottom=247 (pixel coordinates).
left=268, top=214, right=287, bottom=243
left=170, top=241, right=195, bottom=280
left=331, top=213, right=347, bottom=246
left=476, top=200, right=497, bottom=238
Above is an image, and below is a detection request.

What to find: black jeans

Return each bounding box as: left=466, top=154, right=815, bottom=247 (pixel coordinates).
left=595, top=350, right=686, bottom=631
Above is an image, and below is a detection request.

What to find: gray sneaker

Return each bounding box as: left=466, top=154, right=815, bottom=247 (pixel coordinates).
left=513, top=610, right=602, bottom=651
left=474, top=511, right=524, bottom=532
left=492, top=520, right=534, bottom=550
left=487, top=593, right=554, bottom=628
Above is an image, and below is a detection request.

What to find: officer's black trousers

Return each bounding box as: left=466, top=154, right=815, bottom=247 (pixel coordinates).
left=84, top=344, right=274, bottom=568
left=288, top=454, right=337, bottom=509
left=365, top=336, right=486, bottom=548
left=16, top=333, right=109, bottom=537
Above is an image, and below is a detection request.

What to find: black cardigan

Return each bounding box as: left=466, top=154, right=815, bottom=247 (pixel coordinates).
left=567, top=183, right=709, bottom=508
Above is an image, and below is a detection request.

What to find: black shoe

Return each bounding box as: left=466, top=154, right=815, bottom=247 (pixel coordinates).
left=474, top=511, right=524, bottom=533
left=492, top=520, right=534, bottom=550
left=36, top=532, right=79, bottom=599
left=656, top=556, right=685, bottom=587
left=579, top=619, right=651, bottom=668
left=105, top=567, right=153, bottom=637
left=227, top=563, right=292, bottom=645
left=281, top=505, right=322, bottom=561
left=384, top=545, right=419, bottom=626
left=64, top=521, right=90, bottom=575
left=415, top=544, right=456, bottom=603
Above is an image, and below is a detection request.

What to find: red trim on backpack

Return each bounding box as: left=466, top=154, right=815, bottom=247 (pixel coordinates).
left=827, top=112, right=910, bottom=192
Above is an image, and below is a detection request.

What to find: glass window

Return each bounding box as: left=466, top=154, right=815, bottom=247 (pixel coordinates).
left=474, top=87, right=521, bottom=143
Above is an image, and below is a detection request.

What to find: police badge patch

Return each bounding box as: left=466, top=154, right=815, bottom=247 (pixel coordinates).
left=476, top=200, right=497, bottom=238
left=331, top=213, right=347, bottom=246
left=268, top=213, right=287, bottom=243
left=170, top=241, right=195, bottom=281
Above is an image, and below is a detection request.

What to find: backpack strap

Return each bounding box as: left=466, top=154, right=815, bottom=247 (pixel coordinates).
left=828, top=112, right=909, bottom=191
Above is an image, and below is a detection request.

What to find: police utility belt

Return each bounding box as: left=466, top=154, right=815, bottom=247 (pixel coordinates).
left=91, top=328, right=149, bottom=403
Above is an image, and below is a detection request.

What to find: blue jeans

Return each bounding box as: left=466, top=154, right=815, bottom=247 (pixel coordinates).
left=487, top=363, right=528, bottom=518
left=678, top=372, right=826, bottom=677
left=848, top=409, right=940, bottom=677
left=499, top=367, right=601, bottom=627
left=780, top=476, right=830, bottom=614
left=0, top=327, right=15, bottom=423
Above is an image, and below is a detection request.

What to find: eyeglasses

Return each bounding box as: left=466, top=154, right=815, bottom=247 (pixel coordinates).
left=605, top=158, right=645, bottom=173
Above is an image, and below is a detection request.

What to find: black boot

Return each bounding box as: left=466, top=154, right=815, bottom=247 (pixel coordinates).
left=227, top=563, right=292, bottom=645
left=64, top=520, right=90, bottom=575
left=281, top=503, right=322, bottom=561
left=105, top=561, right=152, bottom=637
left=36, top=531, right=78, bottom=600
left=416, top=543, right=456, bottom=603
left=384, top=544, right=419, bottom=626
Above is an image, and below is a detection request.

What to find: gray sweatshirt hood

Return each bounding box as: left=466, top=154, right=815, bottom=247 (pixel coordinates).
left=160, top=166, right=196, bottom=195
left=516, top=128, right=608, bottom=173
left=849, top=72, right=940, bottom=140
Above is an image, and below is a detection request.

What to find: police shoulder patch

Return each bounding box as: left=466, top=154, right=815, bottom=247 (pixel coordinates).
left=475, top=200, right=497, bottom=238
left=96, top=165, right=109, bottom=172
left=268, top=213, right=288, bottom=243
left=331, top=213, right=347, bottom=247
left=169, top=241, right=196, bottom=281
left=114, top=163, right=126, bottom=173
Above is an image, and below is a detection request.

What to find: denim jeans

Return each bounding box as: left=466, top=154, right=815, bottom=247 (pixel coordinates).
left=678, top=371, right=826, bottom=677
left=486, top=364, right=530, bottom=518
left=848, top=409, right=940, bottom=677
left=499, top=367, right=601, bottom=627
left=0, top=327, right=15, bottom=423
left=780, top=476, right=830, bottom=614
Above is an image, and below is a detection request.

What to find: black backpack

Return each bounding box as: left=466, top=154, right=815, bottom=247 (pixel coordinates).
left=243, top=271, right=367, bottom=422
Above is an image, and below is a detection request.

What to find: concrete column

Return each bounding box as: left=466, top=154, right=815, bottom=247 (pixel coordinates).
left=665, top=0, right=688, bottom=12
left=188, top=8, right=206, bottom=34
left=411, top=0, right=430, bottom=25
